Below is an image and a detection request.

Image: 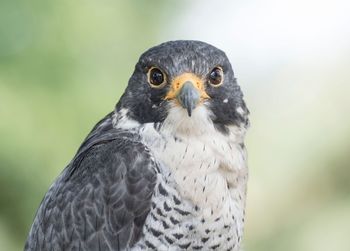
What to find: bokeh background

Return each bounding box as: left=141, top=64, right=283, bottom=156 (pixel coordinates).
left=1, top=0, right=350, bottom=250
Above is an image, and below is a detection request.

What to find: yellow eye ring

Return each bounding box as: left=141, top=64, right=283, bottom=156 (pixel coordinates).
left=147, top=67, right=167, bottom=88
left=208, top=66, right=224, bottom=86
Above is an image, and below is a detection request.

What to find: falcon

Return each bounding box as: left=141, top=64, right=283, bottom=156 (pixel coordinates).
left=24, top=40, right=249, bottom=251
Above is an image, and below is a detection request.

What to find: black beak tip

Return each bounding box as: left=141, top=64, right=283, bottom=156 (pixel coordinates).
left=187, top=107, right=192, bottom=117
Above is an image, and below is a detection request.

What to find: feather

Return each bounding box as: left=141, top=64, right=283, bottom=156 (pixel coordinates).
left=24, top=115, right=157, bottom=251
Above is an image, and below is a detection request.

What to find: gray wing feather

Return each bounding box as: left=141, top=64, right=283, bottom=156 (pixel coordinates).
left=24, top=113, right=157, bottom=251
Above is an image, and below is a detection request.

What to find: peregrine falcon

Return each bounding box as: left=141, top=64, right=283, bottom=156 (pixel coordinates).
left=24, top=40, right=249, bottom=251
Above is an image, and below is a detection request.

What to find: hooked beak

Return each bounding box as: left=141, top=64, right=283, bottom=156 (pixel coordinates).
left=176, top=81, right=200, bottom=117
left=165, top=73, right=209, bottom=117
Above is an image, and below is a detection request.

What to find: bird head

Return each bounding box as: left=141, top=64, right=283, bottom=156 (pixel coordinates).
left=116, top=40, right=249, bottom=134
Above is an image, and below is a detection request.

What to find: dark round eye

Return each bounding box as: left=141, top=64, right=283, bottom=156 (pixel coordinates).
left=148, top=67, right=166, bottom=87
left=209, top=67, right=224, bottom=86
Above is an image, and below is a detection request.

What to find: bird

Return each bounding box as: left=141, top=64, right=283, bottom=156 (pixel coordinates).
left=24, top=40, right=249, bottom=251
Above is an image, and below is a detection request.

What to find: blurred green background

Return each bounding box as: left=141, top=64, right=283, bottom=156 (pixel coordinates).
left=1, top=0, right=349, bottom=250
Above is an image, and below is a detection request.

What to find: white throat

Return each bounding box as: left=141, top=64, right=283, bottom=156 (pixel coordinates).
left=113, top=105, right=248, bottom=222
left=116, top=105, right=248, bottom=221
left=160, top=103, right=217, bottom=137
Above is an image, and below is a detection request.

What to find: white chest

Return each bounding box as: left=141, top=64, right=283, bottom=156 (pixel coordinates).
left=136, top=122, right=248, bottom=251
left=140, top=121, right=248, bottom=224
left=114, top=107, right=249, bottom=250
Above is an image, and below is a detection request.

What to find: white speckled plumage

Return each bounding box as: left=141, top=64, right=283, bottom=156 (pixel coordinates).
left=114, top=103, right=248, bottom=250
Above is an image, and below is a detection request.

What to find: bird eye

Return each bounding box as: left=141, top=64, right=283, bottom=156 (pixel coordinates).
left=148, top=67, right=166, bottom=87
left=208, top=67, right=224, bottom=86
